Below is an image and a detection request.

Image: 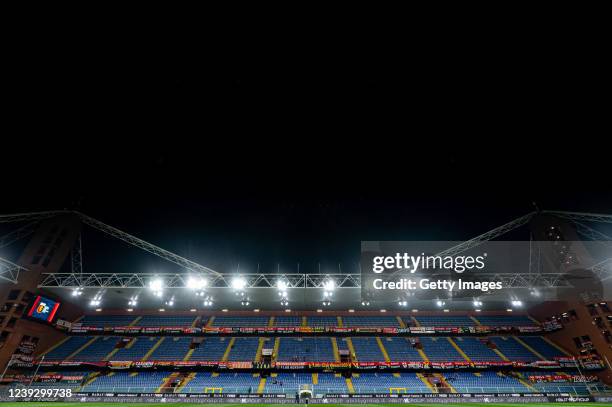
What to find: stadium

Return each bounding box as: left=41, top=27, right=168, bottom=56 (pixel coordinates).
left=1, top=209, right=612, bottom=407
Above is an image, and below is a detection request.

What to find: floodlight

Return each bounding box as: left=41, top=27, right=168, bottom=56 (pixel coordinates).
left=277, top=280, right=288, bottom=291
left=187, top=276, right=207, bottom=290
left=232, top=277, right=247, bottom=290
left=149, top=279, right=163, bottom=292
left=473, top=300, right=483, bottom=307
left=323, top=280, right=335, bottom=291
left=436, top=300, right=445, bottom=307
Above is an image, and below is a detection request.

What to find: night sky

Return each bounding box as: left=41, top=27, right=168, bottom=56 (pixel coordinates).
left=3, top=47, right=610, bottom=273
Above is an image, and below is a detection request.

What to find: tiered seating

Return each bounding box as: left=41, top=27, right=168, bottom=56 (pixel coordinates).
left=212, top=316, right=269, bottom=327
left=383, top=337, right=424, bottom=361
left=520, top=371, right=602, bottom=394
left=44, top=336, right=92, bottom=360
left=475, top=315, right=537, bottom=326
left=265, top=373, right=312, bottom=394
left=446, top=372, right=527, bottom=393
left=79, top=315, right=137, bottom=327
left=420, top=337, right=464, bottom=362
left=307, top=316, right=338, bottom=327
left=315, top=374, right=348, bottom=394
left=351, top=373, right=432, bottom=393
left=182, top=373, right=259, bottom=393
left=490, top=337, right=537, bottom=361
left=350, top=337, right=384, bottom=361
left=135, top=316, right=197, bottom=327
left=72, top=336, right=119, bottom=361
left=148, top=337, right=191, bottom=360
left=112, top=337, right=158, bottom=360
left=453, top=337, right=501, bottom=361
left=342, top=316, right=399, bottom=327
left=275, top=316, right=302, bottom=327
left=189, top=338, right=230, bottom=361
left=83, top=372, right=168, bottom=393
left=415, top=316, right=476, bottom=327
left=520, top=336, right=565, bottom=359
left=228, top=337, right=260, bottom=361
left=277, top=337, right=335, bottom=362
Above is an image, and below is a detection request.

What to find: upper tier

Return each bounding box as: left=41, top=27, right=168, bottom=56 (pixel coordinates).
left=76, top=314, right=539, bottom=328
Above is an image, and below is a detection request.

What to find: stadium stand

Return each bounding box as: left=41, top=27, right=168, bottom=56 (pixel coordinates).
left=342, top=316, right=399, bottom=327
left=350, top=337, right=384, bottom=361
left=520, top=336, right=565, bottom=359
left=420, top=337, right=465, bottom=361
left=306, top=316, right=338, bottom=327
left=83, top=372, right=168, bottom=393
left=189, top=338, right=230, bottom=361
left=445, top=372, right=527, bottom=393
left=475, top=315, right=537, bottom=326
left=274, top=316, right=302, bottom=327
left=112, top=337, right=157, bottom=360
left=72, top=336, right=119, bottom=361
left=44, top=336, right=93, bottom=360
left=351, top=373, right=433, bottom=393
left=212, top=316, right=270, bottom=327
left=383, top=337, right=424, bottom=361
left=227, top=337, right=260, bottom=361
left=452, top=337, right=502, bottom=361
left=148, top=337, right=191, bottom=360
left=489, top=336, right=537, bottom=361
left=79, top=315, right=137, bottom=327
left=277, top=337, right=336, bottom=362
left=135, top=315, right=198, bottom=327
left=182, top=372, right=260, bottom=394
left=414, top=315, right=476, bottom=327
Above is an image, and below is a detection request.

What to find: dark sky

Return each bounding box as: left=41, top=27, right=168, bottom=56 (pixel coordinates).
left=3, top=41, right=611, bottom=272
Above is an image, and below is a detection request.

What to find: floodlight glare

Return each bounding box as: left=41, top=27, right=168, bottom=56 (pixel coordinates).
left=277, top=280, right=288, bottom=291
left=436, top=300, right=445, bottom=307
left=187, top=276, right=207, bottom=290
left=149, top=279, right=163, bottom=292
left=232, top=277, right=247, bottom=290
left=511, top=300, right=523, bottom=307
left=473, top=300, right=483, bottom=307
left=323, top=280, right=335, bottom=291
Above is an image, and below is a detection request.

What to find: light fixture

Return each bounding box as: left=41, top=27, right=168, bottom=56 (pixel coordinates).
left=323, top=280, right=335, bottom=291
left=231, top=277, right=247, bottom=291
left=511, top=300, right=523, bottom=307
left=436, top=300, right=445, bottom=307
left=361, top=301, right=370, bottom=306
left=190, top=309, right=196, bottom=312
left=277, top=280, right=288, bottom=291
left=398, top=301, right=408, bottom=307
left=187, top=276, right=207, bottom=290
left=473, top=300, right=483, bottom=307
left=127, top=308, right=133, bottom=312
left=149, top=279, right=163, bottom=292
